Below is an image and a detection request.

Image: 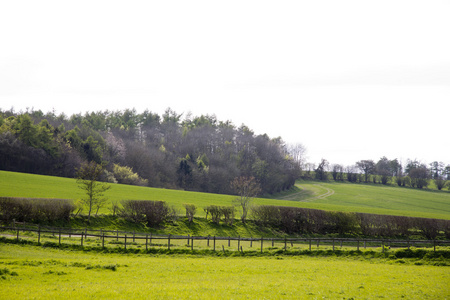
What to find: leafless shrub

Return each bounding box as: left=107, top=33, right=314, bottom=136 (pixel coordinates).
left=183, top=203, right=197, bottom=223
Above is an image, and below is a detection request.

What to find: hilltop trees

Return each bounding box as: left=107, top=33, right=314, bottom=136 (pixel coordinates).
left=0, top=108, right=298, bottom=195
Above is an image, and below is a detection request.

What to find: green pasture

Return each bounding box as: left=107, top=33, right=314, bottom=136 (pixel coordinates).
left=0, top=243, right=449, bottom=299
left=1, top=170, right=450, bottom=220
left=271, top=181, right=450, bottom=220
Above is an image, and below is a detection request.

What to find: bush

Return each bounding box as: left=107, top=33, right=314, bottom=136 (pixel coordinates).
left=119, top=200, right=172, bottom=226
left=204, top=205, right=235, bottom=225
left=413, top=218, right=440, bottom=240
left=183, top=203, right=197, bottom=223
left=326, top=211, right=359, bottom=235
left=220, top=206, right=235, bottom=226
left=0, top=197, right=75, bottom=223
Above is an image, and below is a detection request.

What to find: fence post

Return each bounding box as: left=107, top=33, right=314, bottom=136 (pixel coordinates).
left=168, top=234, right=171, bottom=250
left=434, top=240, right=436, bottom=252
left=272, top=238, right=274, bottom=247
left=81, top=232, right=84, bottom=247
left=102, top=233, right=105, bottom=249
left=133, top=230, right=135, bottom=243
left=332, top=239, right=335, bottom=251
left=284, top=236, right=287, bottom=251
left=191, top=236, right=194, bottom=251
left=261, top=237, right=263, bottom=253
left=228, top=237, right=230, bottom=247
left=317, top=239, right=319, bottom=248
left=59, top=228, right=61, bottom=246
left=187, top=234, right=190, bottom=246
left=382, top=240, right=384, bottom=253
left=213, top=236, right=216, bottom=251
left=16, top=228, right=19, bottom=241
left=357, top=240, right=360, bottom=251
left=309, top=239, right=312, bottom=251
left=124, top=235, right=127, bottom=250
left=250, top=237, right=253, bottom=248
left=364, top=241, right=366, bottom=249
left=116, top=230, right=119, bottom=241
left=146, top=234, right=148, bottom=251
left=38, top=225, right=41, bottom=244
left=207, top=236, right=210, bottom=247
left=238, top=236, right=240, bottom=251
left=150, top=232, right=152, bottom=245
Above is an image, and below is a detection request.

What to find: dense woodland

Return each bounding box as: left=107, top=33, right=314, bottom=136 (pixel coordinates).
left=0, top=108, right=300, bottom=195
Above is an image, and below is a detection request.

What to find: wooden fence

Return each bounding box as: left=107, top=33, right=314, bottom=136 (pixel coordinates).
left=1, top=224, right=449, bottom=253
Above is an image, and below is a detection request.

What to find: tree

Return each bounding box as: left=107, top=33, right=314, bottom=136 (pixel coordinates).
left=375, top=157, right=391, bottom=185
left=76, top=161, right=111, bottom=222
left=331, top=164, right=344, bottom=181
left=287, top=143, right=307, bottom=170
left=231, top=176, right=261, bottom=223
left=409, top=167, right=429, bottom=189
left=315, top=159, right=329, bottom=181
left=356, top=160, right=375, bottom=183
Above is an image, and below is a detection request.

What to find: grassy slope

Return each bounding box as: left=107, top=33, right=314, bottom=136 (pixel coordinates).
left=271, top=181, right=450, bottom=219
left=1, top=244, right=449, bottom=299
left=1, top=170, right=450, bottom=220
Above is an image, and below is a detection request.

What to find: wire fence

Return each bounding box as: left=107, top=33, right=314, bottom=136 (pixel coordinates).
left=1, top=223, right=449, bottom=253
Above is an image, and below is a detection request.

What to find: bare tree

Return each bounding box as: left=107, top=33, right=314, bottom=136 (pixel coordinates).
left=76, top=161, right=111, bottom=222
left=231, top=176, right=261, bottom=223
left=287, top=143, right=307, bottom=169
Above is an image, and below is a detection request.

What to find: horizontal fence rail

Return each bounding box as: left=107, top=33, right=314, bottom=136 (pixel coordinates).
left=1, top=224, right=449, bottom=254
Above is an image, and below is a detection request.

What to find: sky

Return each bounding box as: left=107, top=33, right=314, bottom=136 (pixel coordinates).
left=1, top=1, right=449, bottom=166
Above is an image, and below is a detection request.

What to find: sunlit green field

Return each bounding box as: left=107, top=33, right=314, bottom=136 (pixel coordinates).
left=1, top=170, right=450, bottom=219
left=0, top=244, right=448, bottom=299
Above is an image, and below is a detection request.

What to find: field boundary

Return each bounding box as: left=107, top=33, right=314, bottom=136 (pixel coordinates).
left=1, top=225, right=449, bottom=254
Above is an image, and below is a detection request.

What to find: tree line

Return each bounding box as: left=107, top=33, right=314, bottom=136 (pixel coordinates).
left=0, top=108, right=300, bottom=195
left=306, top=157, right=450, bottom=191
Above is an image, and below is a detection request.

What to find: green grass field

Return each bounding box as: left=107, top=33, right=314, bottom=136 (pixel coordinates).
left=1, top=170, right=450, bottom=220
left=0, top=243, right=448, bottom=299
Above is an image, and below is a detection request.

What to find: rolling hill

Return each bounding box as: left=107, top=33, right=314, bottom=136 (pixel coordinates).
left=1, top=170, right=449, bottom=220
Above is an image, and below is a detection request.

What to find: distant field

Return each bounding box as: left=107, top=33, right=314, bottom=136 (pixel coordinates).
left=272, top=181, right=450, bottom=220
left=1, top=171, right=449, bottom=220
left=0, top=244, right=448, bottom=299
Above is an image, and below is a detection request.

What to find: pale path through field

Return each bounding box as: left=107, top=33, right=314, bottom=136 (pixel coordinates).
left=278, top=184, right=335, bottom=202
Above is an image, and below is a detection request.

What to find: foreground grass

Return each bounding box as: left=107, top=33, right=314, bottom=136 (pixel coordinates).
left=0, top=243, right=448, bottom=299
left=1, top=170, right=450, bottom=220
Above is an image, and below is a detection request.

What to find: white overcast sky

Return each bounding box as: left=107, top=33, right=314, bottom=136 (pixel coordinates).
left=1, top=1, right=449, bottom=166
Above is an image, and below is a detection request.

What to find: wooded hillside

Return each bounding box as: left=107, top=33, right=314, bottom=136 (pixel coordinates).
left=0, top=108, right=300, bottom=195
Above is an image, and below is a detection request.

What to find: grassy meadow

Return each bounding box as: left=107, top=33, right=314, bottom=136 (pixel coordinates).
left=1, top=170, right=450, bottom=220
left=1, top=243, right=449, bottom=299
